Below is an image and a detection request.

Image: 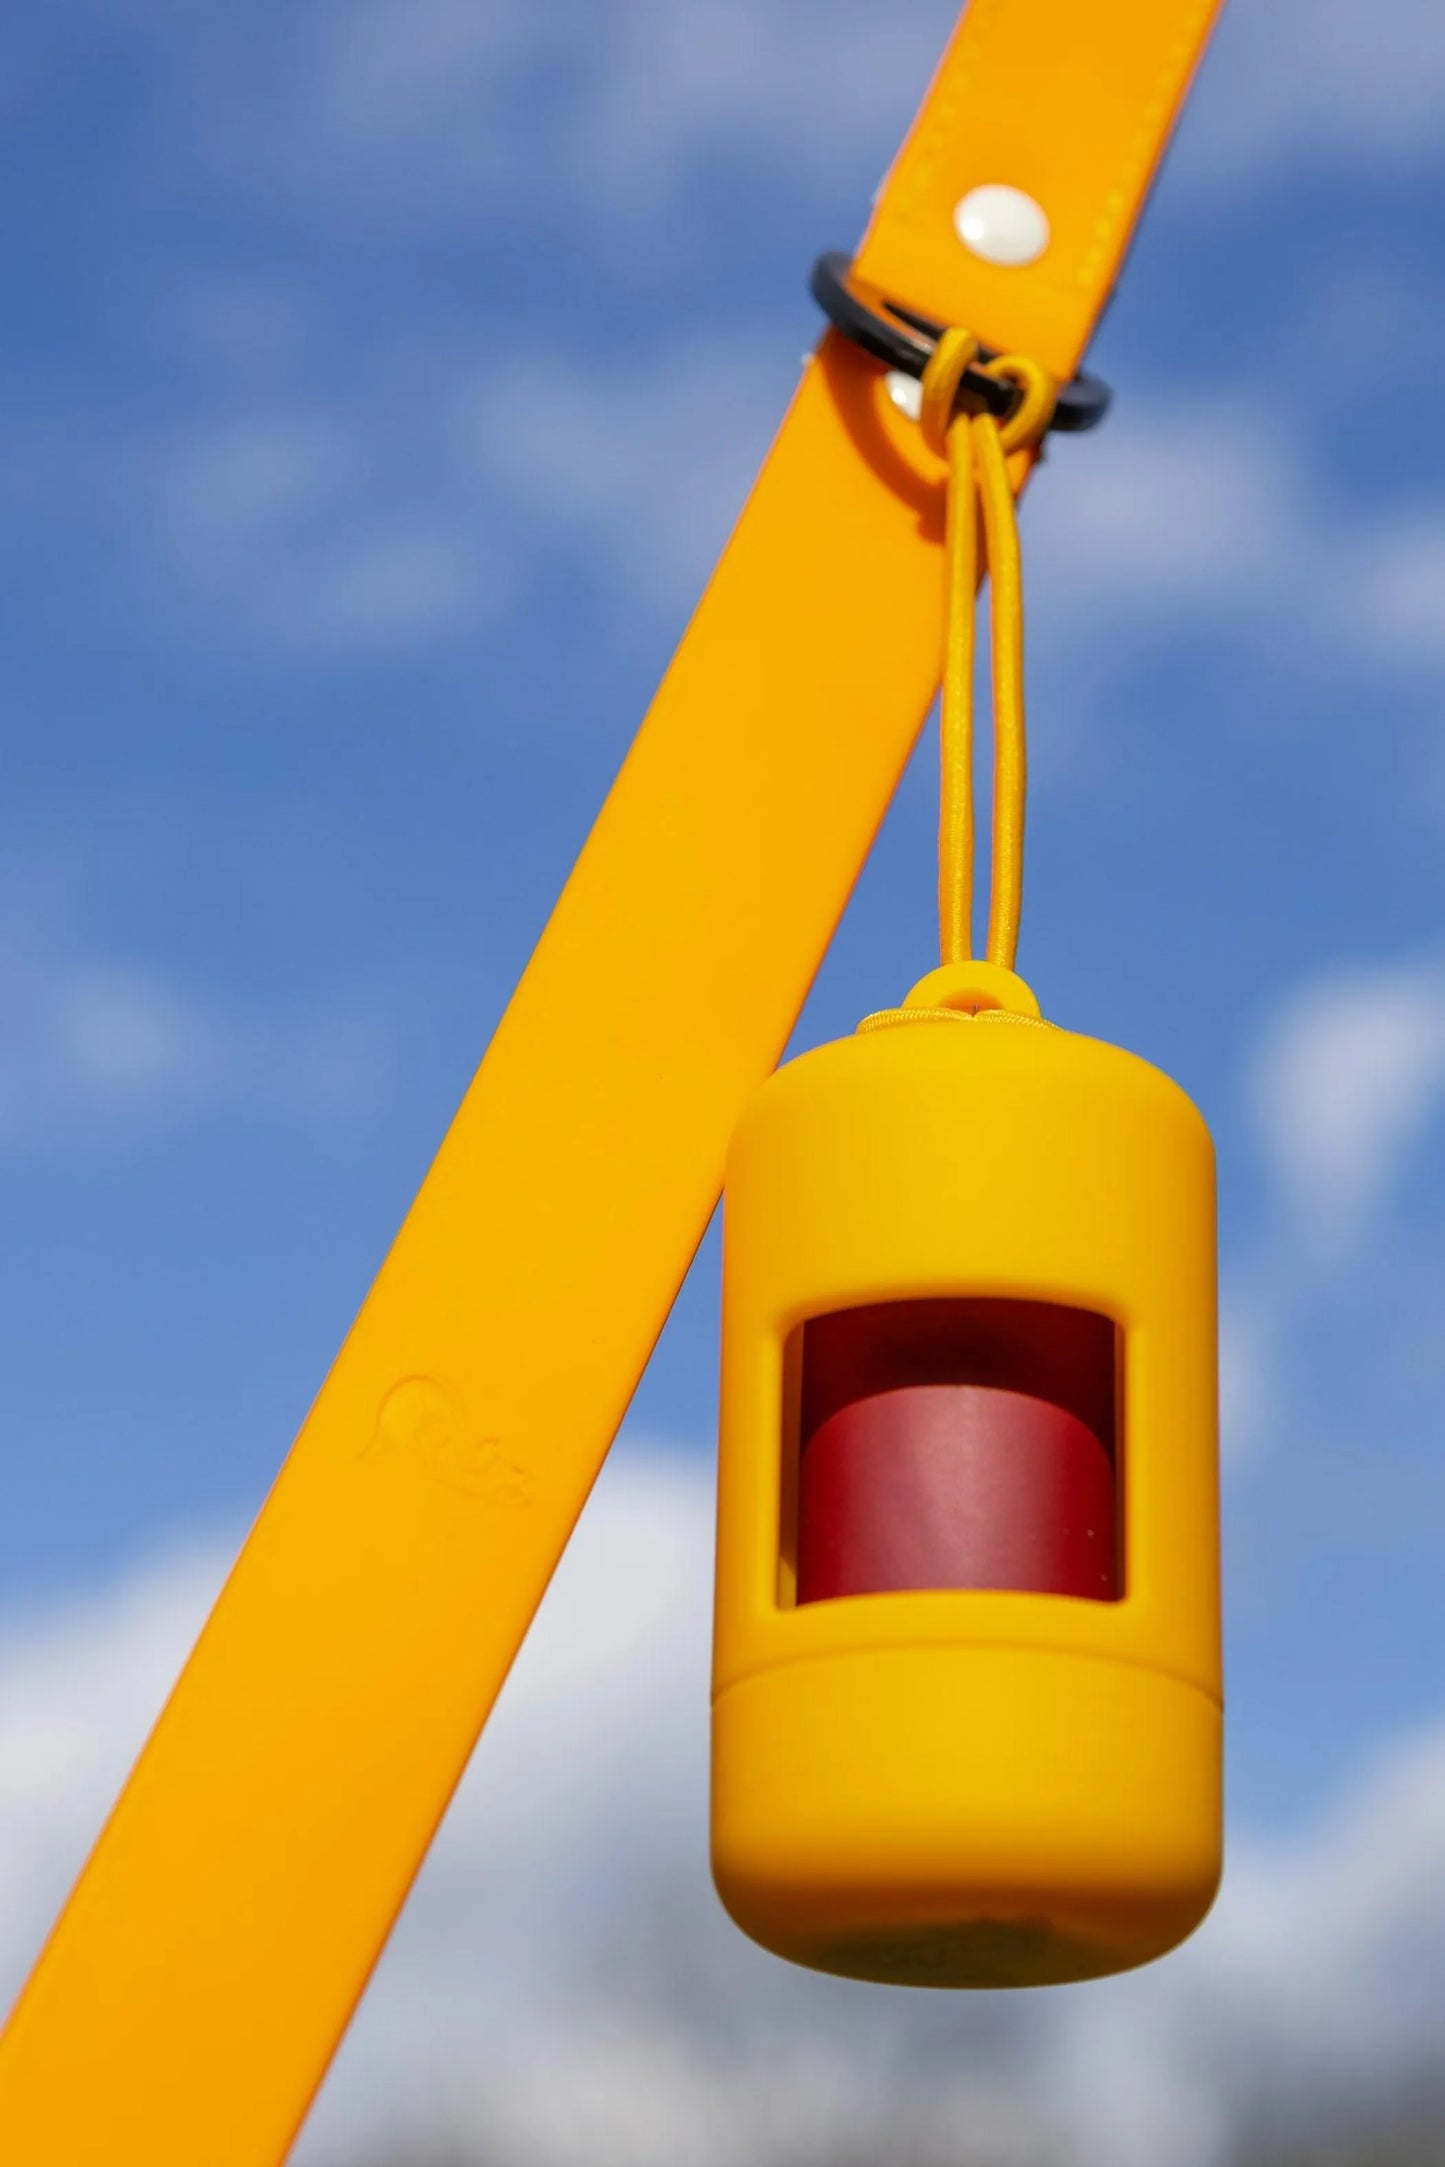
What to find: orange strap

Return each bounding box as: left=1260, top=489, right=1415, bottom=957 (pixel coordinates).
left=857, top=0, right=1216, bottom=374
left=0, top=7, right=1222, bottom=2164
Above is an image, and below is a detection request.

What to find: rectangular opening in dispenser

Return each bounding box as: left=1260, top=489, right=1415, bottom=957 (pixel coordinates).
left=788, top=1297, right=1120, bottom=1605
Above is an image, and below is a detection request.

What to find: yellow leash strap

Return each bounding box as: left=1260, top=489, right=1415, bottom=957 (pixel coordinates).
left=0, top=6, right=1223, bottom=2162
left=920, top=332, right=1057, bottom=971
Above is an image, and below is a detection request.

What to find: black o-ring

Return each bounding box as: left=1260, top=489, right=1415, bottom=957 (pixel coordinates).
left=810, top=251, right=1110, bottom=435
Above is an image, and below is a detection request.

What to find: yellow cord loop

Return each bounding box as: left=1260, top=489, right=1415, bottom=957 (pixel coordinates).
left=917, top=338, right=1057, bottom=972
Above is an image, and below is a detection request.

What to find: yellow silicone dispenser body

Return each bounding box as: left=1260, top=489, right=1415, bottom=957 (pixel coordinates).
left=710, top=965, right=1222, bottom=1988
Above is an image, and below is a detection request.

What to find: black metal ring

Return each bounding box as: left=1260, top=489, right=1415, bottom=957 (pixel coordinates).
left=810, top=251, right=1110, bottom=435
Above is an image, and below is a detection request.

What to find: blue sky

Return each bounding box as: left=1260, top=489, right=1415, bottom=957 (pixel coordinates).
left=3, top=3, right=1445, bottom=2155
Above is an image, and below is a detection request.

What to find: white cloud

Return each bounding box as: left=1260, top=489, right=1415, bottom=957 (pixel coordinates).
left=0, top=896, right=395, bottom=1143
left=135, top=404, right=504, bottom=658
left=302, top=519, right=497, bottom=649
left=111, top=0, right=1445, bottom=234
left=1218, top=1288, right=1286, bottom=1465
left=160, top=415, right=350, bottom=545
left=6, top=1446, right=1445, bottom=2166
left=1219, top=954, right=1445, bottom=1466
left=1355, top=513, right=1445, bottom=664
left=1177, top=0, right=1445, bottom=192
left=1248, top=958, right=1445, bottom=1249
left=50, top=966, right=209, bottom=1098
left=155, top=273, right=322, bottom=377
left=1020, top=392, right=1445, bottom=732
left=0, top=388, right=504, bottom=665
left=1027, top=403, right=1310, bottom=631
left=464, top=337, right=796, bottom=608
left=222, top=0, right=960, bottom=226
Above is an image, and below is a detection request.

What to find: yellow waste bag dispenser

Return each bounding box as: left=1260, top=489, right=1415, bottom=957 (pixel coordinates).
left=710, top=960, right=1222, bottom=1988
left=710, top=265, right=1222, bottom=1993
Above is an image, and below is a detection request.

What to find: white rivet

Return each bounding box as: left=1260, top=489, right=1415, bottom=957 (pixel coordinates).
left=953, top=184, right=1050, bottom=267
left=885, top=370, right=922, bottom=420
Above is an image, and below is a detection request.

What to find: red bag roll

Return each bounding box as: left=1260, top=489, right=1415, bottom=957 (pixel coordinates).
left=798, top=1381, right=1117, bottom=1603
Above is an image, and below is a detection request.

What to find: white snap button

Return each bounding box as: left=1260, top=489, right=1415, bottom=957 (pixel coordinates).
left=953, top=184, right=1050, bottom=268
left=885, top=370, right=923, bottom=420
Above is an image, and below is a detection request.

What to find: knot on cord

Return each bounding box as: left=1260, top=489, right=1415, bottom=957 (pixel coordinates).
left=918, top=327, right=983, bottom=458
left=918, top=331, right=1060, bottom=459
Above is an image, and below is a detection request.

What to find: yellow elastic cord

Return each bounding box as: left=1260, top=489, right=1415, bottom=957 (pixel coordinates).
left=918, top=340, right=1057, bottom=972
left=920, top=329, right=981, bottom=968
